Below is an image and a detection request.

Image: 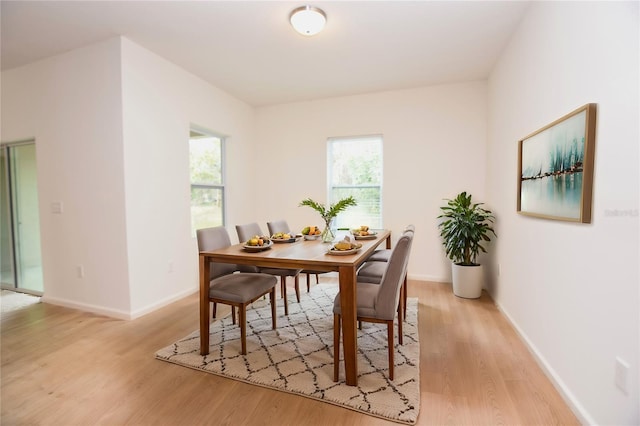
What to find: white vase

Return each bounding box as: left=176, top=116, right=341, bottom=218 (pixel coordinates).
left=451, top=263, right=483, bottom=299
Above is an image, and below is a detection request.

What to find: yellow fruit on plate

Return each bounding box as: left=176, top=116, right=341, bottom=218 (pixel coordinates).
left=334, top=241, right=352, bottom=250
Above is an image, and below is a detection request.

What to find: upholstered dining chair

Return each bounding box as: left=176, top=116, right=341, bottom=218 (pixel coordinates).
left=333, top=231, right=413, bottom=381
left=267, top=219, right=328, bottom=293
left=358, top=225, right=415, bottom=318
left=236, top=222, right=302, bottom=316
left=365, top=224, right=415, bottom=262
left=196, top=226, right=277, bottom=355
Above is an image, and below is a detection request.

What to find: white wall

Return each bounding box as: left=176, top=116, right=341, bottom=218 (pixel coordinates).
left=255, top=82, right=488, bottom=282
left=1, top=37, right=257, bottom=318
left=120, top=38, right=256, bottom=316
left=1, top=38, right=132, bottom=316
left=487, top=2, right=639, bottom=424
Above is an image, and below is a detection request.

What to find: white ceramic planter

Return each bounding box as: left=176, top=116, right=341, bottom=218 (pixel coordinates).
left=451, top=263, right=483, bottom=299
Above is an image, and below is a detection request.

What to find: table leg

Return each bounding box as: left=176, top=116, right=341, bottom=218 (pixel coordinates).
left=338, top=265, right=358, bottom=386
left=199, top=255, right=210, bottom=355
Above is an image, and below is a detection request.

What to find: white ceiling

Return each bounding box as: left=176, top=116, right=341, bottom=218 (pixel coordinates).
left=1, top=1, right=530, bottom=107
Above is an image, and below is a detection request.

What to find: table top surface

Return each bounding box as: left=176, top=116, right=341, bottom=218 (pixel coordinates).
left=200, top=229, right=391, bottom=271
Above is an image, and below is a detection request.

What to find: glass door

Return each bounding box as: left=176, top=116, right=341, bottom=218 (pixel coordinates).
left=0, top=142, right=43, bottom=294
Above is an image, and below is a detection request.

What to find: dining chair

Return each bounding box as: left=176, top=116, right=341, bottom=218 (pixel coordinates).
left=236, top=222, right=302, bottom=316
left=267, top=219, right=328, bottom=292
left=333, top=231, right=413, bottom=381
left=365, top=224, right=415, bottom=262
left=359, top=225, right=415, bottom=318
left=196, top=226, right=277, bottom=355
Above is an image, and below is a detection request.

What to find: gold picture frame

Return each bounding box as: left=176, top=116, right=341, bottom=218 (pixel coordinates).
left=517, top=103, right=597, bottom=223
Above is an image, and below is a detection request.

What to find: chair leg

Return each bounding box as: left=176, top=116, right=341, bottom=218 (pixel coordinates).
left=306, top=273, right=311, bottom=292
left=333, top=314, right=341, bottom=382
left=231, top=306, right=236, bottom=325
left=315, top=274, right=319, bottom=284
left=239, top=304, right=247, bottom=355
left=270, top=288, right=277, bottom=329
left=387, top=321, right=394, bottom=380
left=403, top=274, right=408, bottom=320
left=212, top=302, right=217, bottom=319
left=281, top=277, right=289, bottom=316
left=294, top=275, right=301, bottom=303
left=397, top=303, right=404, bottom=345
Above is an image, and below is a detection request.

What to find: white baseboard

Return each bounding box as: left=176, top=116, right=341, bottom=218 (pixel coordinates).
left=42, top=286, right=198, bottom=320
left=495, top=302, right=595, bottom=425
left=42, top=295, right=132, bottom=320
left=129, top=286, right=197, bottom=319
left=408, top=273, right=449, bottom=283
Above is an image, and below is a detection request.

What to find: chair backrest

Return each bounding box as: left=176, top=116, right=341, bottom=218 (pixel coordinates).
left=196, top=226, right=237, bottom=280
left=404, top=224, right=415, bottom=233
left=374, top=231, right=414, bottom=320
left=236, top=222, right=264, bottom=243
left=234, top=223, right=263, bottom=273
left=267, top=220, right=290, bottom=235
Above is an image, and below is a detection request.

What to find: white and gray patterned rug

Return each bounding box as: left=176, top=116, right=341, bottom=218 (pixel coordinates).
left=155, top=284, right=420, bottom=424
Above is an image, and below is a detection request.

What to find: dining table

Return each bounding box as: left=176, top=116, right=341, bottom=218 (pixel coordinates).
left=198, top=229, right=391, bottom=386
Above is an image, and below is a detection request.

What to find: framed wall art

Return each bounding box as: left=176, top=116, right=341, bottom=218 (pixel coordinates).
left=517, top=103, right=597, bottom=223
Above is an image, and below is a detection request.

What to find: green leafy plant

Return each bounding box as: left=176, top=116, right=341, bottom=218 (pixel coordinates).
left=300, top=196, right=358, bottom=242
left=299, top=196, right=357, bottom=223
left=437, top=192, right=496, bottom=266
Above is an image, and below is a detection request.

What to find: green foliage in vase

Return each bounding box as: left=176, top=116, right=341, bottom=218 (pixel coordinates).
left=437, top=192, right=496, bottom=266
left=299, top=196, right=358, bottom=223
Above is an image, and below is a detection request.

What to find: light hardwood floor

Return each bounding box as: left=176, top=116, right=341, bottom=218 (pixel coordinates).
left=1, top=279, right=579, bottom=425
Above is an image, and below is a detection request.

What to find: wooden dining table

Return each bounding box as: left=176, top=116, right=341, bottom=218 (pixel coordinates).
left=198, top=229, right=391, bottom=386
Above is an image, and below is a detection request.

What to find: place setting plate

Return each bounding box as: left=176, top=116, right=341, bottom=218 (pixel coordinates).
left=352, top=231, right=378, bottom=240
left=326, top=246, right=362, bottom=256
left=242, top=240, right=273, bottom=252
left=270, top=234, right=302, bottom=243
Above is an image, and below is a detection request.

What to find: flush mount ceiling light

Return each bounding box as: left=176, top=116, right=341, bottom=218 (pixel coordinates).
left=290, top=5, right=326, bottom=36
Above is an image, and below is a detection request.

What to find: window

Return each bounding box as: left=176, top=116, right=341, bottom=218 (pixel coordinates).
left=327, top=135, right=383, bottom=229
left=189, top=128, right=225, bottom=234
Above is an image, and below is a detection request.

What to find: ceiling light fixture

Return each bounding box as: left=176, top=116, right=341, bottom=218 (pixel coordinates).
left=290, top=5, right=326, bottom=36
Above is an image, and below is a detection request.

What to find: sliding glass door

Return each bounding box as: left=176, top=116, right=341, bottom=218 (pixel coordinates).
left=1, top=142, right=43, bottom=294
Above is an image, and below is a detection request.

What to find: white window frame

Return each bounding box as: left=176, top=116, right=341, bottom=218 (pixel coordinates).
left=327, top=134, right=383, bottom=229
left=189, top=126, right=226, bottom=234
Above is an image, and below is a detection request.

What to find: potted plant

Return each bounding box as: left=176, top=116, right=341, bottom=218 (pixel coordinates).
left=437, top=191, right=496, bottom=298
left=299, top=196, right=357, bottom=243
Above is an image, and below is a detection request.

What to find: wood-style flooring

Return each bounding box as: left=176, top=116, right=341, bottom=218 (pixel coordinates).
left=1, top=278, right=579, bottom=425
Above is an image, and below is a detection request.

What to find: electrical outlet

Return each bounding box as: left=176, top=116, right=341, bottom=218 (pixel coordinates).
left=51, top=201, right=64, bottom=214
left=76, top=265, right=85, bottom=279
left=615, top=357, right=629, bottom=394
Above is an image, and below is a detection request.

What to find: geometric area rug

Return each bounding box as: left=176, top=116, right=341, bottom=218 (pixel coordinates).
left=155, top=284, right=420, bottom=424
